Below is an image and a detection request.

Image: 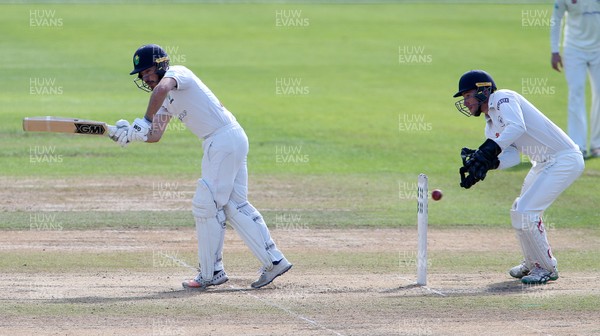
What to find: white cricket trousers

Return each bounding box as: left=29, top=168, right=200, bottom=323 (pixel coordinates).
left=563, top=47, right=600, bottom=151
left=198, top=122, right=284, bottom=267
left=515, top=150, right=584, bottom=213
left=511, top=150, right=584, bottom=272
left=201, top=122, right=251, bottom=208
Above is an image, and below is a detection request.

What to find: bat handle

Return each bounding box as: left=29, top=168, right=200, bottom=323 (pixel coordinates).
left=106, top=125, right=116, bottom=138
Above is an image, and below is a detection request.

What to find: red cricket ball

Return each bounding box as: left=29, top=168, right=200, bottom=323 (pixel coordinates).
left=431, top=189, right=443, bottom=201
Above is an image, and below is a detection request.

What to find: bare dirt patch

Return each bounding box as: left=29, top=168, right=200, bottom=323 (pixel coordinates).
left=0, top=176, right=190, bottom=212
left=0, top=228, right=599, bottom=336
left=1, top=176, right=599, bottom=335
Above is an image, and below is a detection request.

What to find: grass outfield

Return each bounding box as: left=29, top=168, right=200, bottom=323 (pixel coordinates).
left=2, top=3, right=599, bottom=227
left=1, top=3, right=599, bottom=335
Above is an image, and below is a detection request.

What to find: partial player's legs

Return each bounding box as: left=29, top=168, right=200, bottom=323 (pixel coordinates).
left=184, top=124, right=291, bottom=289
left=182, top=178, right=228, bottom=289
left=183, top=124, right=243, bottom=289
left=587, top=50, right=600, bottom=157
left=508, top=260, right=529, bottom=279
left=225, top=199, right=292, bottom=288
left=510, top=209, right=558, bottom=284
left=564, top=47, right=589, bottom=155
left=509, top=152, right=584, bottom=284
left=225, top=157, right=292, bottom=288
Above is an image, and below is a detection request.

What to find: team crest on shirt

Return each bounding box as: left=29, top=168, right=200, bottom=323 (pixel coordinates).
left=497, top=98, right=509, bottom=110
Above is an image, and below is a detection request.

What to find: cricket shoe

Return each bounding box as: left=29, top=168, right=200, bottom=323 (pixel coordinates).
left=509, top=261, right=529, bottom=279
left=251, top=257, right=293, bottom=289
left=520, top=266, right=558, bottom=285
left=182, top=270, right=228, bottom=290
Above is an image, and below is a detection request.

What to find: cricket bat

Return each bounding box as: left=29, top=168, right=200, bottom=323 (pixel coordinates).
left=23, top=117, right=115, bottom=136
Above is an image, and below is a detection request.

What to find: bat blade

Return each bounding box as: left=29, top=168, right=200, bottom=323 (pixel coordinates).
left=23, top=117, right=113, bottom=136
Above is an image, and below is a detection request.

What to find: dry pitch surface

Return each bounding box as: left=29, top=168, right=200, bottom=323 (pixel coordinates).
left=1, top=178, right=599, bottom=336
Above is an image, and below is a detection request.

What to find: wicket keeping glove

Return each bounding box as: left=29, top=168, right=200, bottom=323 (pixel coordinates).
left=459, top=166, right=479, bottom=189
left=459, top=139, right=501, bottom=189
left=469, top=139, right=501, bottom=180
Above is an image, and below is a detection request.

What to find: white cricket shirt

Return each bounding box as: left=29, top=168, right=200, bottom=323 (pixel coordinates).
left=157, top=65, right=236, bottom=139
left=550, top=0, right=600, bottom=52
left=484, top=90, right=579, bottom=167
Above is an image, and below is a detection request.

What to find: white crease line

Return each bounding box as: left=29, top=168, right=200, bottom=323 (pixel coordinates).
left=515, top=321, right=553, bottom=336
left=230, top=284, right=346, bottom=336
left=398, top=275, right=447, bottom=297
left=164, top=253, right=346, bottom=336
left=161, top=253, right=198, bottom=270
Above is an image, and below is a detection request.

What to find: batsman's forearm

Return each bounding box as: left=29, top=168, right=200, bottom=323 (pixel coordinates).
left=143, top=86, right=170, bottom=122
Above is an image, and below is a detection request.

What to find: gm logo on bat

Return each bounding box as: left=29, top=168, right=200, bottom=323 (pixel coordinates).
left=74, top=123, right=106, bottom=135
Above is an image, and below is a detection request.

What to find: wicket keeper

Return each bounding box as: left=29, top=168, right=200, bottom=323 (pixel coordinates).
left=454, top=70, right=584, bottom=284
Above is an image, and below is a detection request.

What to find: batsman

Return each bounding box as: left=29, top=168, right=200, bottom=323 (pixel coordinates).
left=109, top=44, right=292, bottom=289
left=454, top=70, right=584, bottom=284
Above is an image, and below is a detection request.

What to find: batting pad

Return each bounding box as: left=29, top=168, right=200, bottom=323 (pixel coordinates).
left=224, top=200, right=283, bottom=269
left=511, top=209, right=557, bottom=275
left=192, top=179, right=226, bottom=281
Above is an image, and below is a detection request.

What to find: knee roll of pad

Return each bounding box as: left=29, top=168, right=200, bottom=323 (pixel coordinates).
left=192, top=179, right=218, bottom=219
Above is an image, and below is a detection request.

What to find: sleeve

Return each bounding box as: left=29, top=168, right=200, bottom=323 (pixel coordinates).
left=550, top=0, right=566, bottom=53
left=163, top=66, right=192, bottom=91
left=492, top=94, right=527, bottom=151
left=484, top=122, right=495, bottom=140
left=497, top=144, right=521, bottom=170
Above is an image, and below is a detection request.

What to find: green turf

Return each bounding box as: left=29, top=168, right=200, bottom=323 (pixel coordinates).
left=3, top=246, right=598, bottom=279
left=1, top=3, right=599, bottom=228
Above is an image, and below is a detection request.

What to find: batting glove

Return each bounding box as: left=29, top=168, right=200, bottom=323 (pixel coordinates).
left=127, top=117, right=151, bottom=143
left=109, top=119, right=130, bottom=146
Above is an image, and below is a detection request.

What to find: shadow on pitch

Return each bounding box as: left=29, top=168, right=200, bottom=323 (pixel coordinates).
left=49, top=286, right=272, bottom=305
left=381, top=280, right=528, bottom=297
left=48, top=280, right=531, bottom=304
